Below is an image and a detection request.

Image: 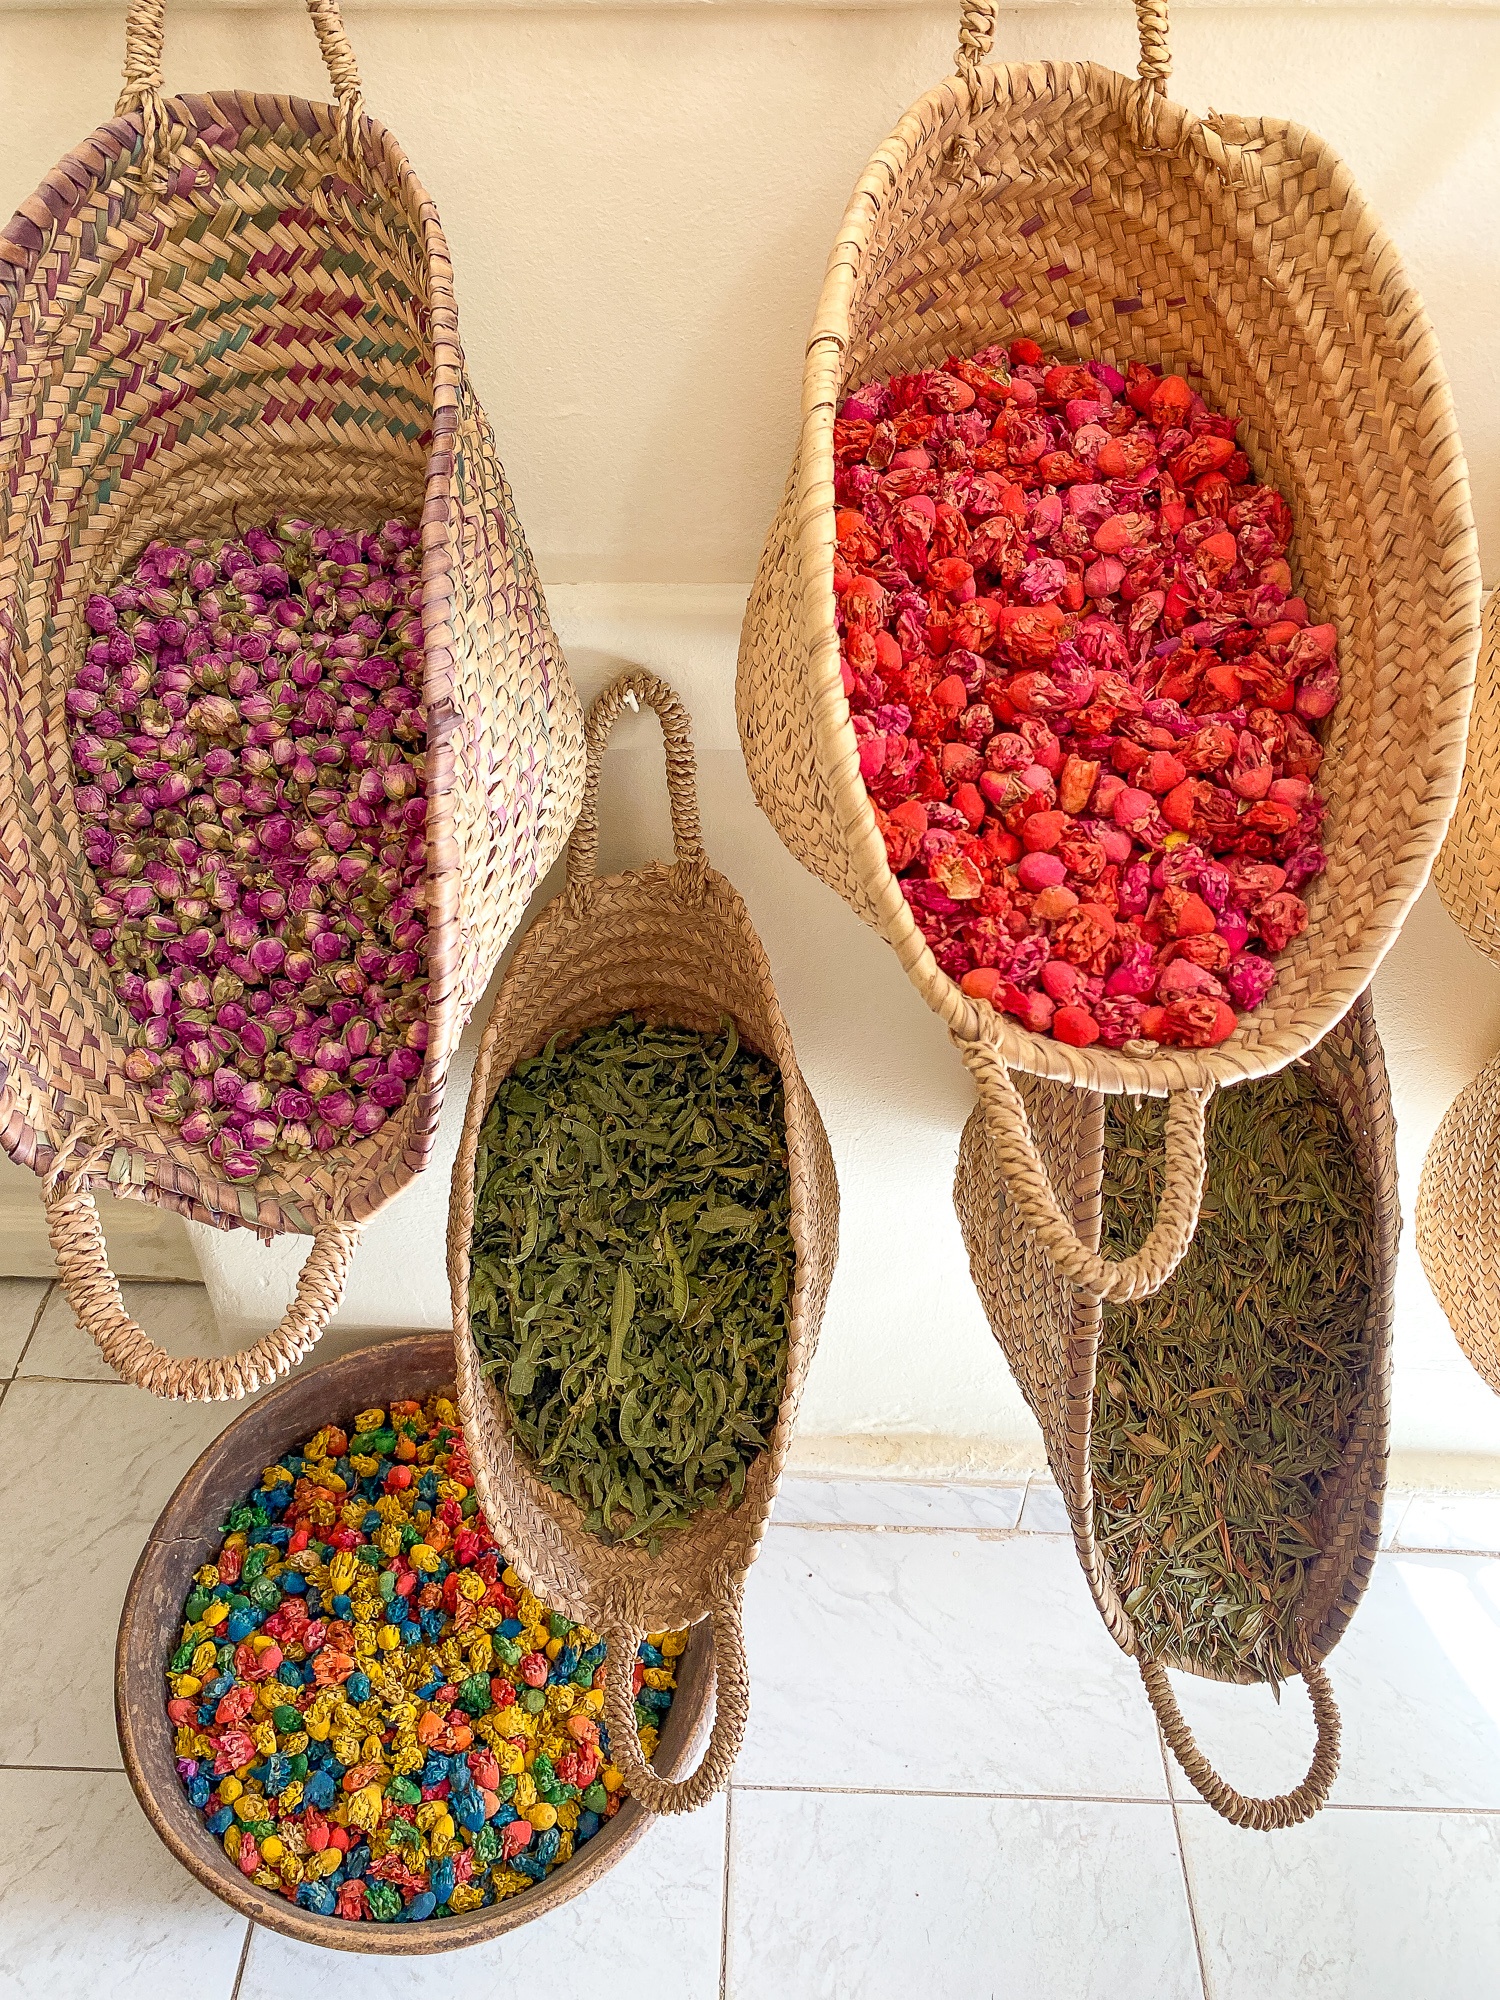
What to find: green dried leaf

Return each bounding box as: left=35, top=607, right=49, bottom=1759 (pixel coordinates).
left=468, top=1012, right=793, bottom=1541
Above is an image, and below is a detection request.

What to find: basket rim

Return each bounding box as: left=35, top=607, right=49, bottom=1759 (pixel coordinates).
left=0, top=89, right=471, bottom=1234
left=114, top=1330, right=716, bottom=1953
left=786, top=57, right=1479, bottom=1098
left=1433, top=587, right=1500, bottom=971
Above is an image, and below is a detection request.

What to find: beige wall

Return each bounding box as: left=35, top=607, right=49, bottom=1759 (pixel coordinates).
left=4, top=0, right=1500, bottom=1475
left=3, top=2, right=1499, bottom=583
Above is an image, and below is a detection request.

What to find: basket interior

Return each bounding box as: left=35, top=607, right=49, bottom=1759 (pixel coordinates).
left=455, top=865, right=819, bottom=1630
left=0, top=96, right=453, bottom=1232
left=806, top=62, right=1474, bottom=1091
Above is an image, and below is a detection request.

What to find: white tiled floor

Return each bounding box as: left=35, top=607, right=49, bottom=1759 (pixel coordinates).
left=5, top=1280, right=1500, bottom=1999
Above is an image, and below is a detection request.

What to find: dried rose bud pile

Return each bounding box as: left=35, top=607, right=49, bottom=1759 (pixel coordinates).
left=836, top=341, right=1338, bottom=1050
left=68, top=518, right=429, bottom=1182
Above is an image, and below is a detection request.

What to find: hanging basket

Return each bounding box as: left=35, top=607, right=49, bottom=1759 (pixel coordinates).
left=449, top=670, right=839, bottom=1812
left=955, top=991, right=1397, bottom=1828
left=1433, top=591, right=1500, bottom=968
left=1417, top=1053, right=1500, bottom=1397
left=0, top=0, right=584, bottom=1399
left=737, top=0, right=1476, bottom=1302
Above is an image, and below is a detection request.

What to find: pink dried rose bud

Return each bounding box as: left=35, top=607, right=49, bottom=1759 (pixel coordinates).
left=69, top=518, right=431, bottom=1178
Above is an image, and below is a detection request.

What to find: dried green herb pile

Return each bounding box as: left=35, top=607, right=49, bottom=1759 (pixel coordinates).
left=469, top=1013, right=792, bottom=1544
left=1094, top=1066, right=1374, bottom=1683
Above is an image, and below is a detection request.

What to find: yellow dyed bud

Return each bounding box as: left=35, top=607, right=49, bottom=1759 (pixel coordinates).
left=191, top=1641, right=218, bottom=1676
left=218, top=1777, right=243, bottom=1803
left=259, top=1835, right=284, bottom=1865
left=525, top=1803, right=557, bottom=1832
left=354, top=1407, right=385, bottom=1433
left=409, top=1544, right=441, bottom=1575
left=641, top=1668, right=675, bottom=1691
left=513, top=1773, right=537, bottom=1811
left=448, top=1883, right=486, bottom=1914
left=601, top=1766, right=624, bottom=1794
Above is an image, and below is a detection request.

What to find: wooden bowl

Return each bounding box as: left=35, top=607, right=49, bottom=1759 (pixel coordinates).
left=116, top=1332, right=716, bottom=1953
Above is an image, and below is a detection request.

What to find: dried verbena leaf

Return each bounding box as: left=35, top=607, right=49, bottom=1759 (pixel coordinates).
left=1093, top=1063, right=1374, bottom=1684
left=469, top=1012, right=793, bottom=1541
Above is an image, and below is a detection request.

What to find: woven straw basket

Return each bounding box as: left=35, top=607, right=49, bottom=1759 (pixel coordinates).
left=1422, top=591, right=1500, bottom=1392
left=449, top=670, right=839, bottom=1812
left=737, top=0, right=1476, bottom=1306
left=0, top=0, right=583, bottom=1399
left=1434, top=590, right=1500, bottom=968
left=1417, top=1052, right=1500, bottom=1398
left=956, top=991, right=1397, bottom=1828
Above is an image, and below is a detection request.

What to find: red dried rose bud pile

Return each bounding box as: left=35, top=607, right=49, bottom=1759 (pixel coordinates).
left=835, top=341, right=1337, bottom=1050
left=68, top=518, right=429, bottom=1181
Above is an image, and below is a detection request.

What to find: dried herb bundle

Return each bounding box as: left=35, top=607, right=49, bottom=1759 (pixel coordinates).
left=1094, top=1067, right=1374, bottom=1683
left=469, top=1013, right=792, bottom=1544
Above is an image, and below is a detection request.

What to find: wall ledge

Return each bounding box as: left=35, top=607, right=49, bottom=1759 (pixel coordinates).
left=2, top=0, right=1495, bottom=12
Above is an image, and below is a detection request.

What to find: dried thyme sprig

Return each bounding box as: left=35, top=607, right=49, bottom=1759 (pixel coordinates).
left=1095, top=1067, right=1373, bottom=1683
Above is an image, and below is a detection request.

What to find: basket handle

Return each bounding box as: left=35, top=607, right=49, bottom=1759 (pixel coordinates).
left=565, top=670, right=708, bottom=915
left=1142, top=1659, right=1341, bottom=1830
left=42, top=1126, right=359, bottom=1401
left=958, top=1036, right=1210, bottom=1303
left=117, top=0, right=367, bottom=174
left=953, top=0, right=1171, bottom=92
left=600, top=1585, right=748, bottom=1814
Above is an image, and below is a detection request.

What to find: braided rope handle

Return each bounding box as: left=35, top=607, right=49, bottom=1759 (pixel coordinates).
left=958, top=1038, right=1210, bottom=1303
left=1142, top=1660, right=1341, bottom=1830
left=601, top=1590, right=749, bottom=1813
left=952, top=0, right=1171, bottom=90
left=117, top=0, right=368, bottom=173
left=42, top=1129, right=359, bottom=1401
left=565, top=670, right=708, bottom=916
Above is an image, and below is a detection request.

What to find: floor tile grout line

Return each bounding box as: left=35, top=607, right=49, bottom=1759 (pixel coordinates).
left=0, top=1764, right=127, bottom=1775
left=0, top=1281, right=53, bottom=1405
left=724, top=1779, right=1500, bottom=1818
left=229, top=1920, right=255, bottom=2000
left=718, top=1786, right=733, bottom=2000
left=772, top=1520, right=1046, bottom=1539
left=1158, top=1722, right=1214, bottom=2000
left=730, top=1781, right=1176, bottom=1806
left=11, top=1281, right=54, bottom=1379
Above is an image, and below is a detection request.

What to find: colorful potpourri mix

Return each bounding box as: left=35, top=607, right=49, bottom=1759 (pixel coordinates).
left=166, top=1397, right=684, bottom=1922
left=67, top=518, right=431, bottom=1182
left=835, top=340, right=1340, bottom=1050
